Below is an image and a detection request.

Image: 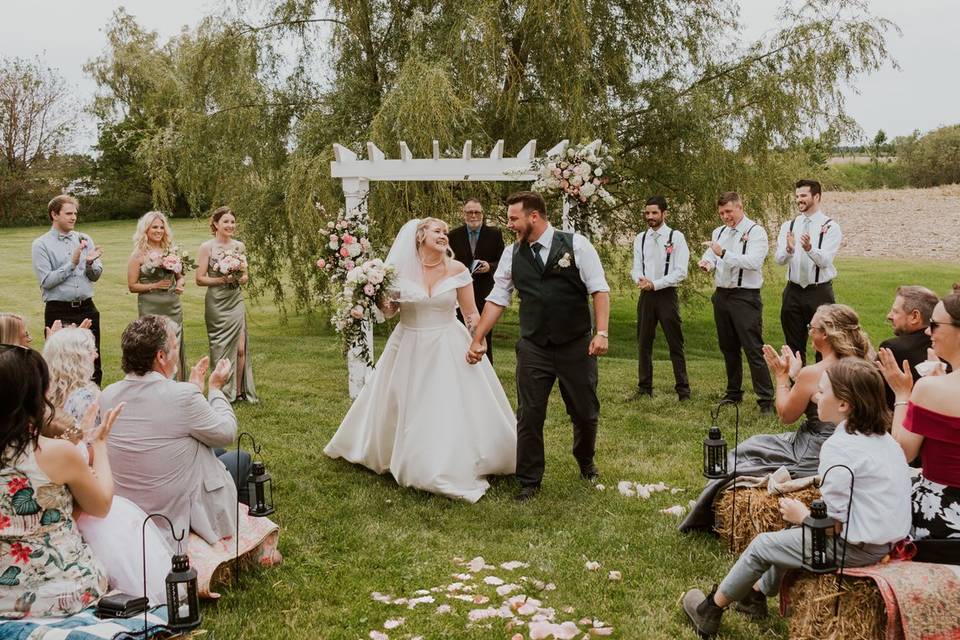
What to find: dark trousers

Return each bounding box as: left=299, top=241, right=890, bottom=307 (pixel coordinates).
left=515, top=333, right=599, bottom=487
left=457, top=303, right=493, bottom=363
left=636, top=288, right=690, bottom=397
left=711, top=288, right=774, bottom=406
left=215, top=448, right=253, bottom=505
left=44, top=299, right=102, bottom=386
left=780, top=281, right=835, bottom=364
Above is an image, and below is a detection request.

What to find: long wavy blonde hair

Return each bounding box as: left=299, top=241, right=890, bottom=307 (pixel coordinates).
left=816, top=303, right=873, bottom=359
left=132, top=211, right=173, bottom=255
left=42, top=327, right=97, bottom=410
left=0, top=313, right=26, bottom=346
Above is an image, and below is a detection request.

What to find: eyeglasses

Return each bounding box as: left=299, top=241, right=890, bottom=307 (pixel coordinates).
left=806, top=323, right=824, bottom=332
left=929, top=320, right=960, bottom=332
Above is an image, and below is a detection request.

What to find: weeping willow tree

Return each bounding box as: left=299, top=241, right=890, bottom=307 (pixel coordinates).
left=86, top=0, right=895, bottom=310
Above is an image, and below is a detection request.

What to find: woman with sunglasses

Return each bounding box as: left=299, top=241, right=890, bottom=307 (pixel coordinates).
left=880, top=284, right=960, bottom=541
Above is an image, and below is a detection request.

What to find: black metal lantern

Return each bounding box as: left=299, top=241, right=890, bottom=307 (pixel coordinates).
left=247, top=460, right=275, bottom=517
left=702, top=425, right=728, bottom=479
left=165, top=553, right=202, bottom=631
left=141, top=513, right=201, bottom=634
left=801, top=499, right=838, bottom=573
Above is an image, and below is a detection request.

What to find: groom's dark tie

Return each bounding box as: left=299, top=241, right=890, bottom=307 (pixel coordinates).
left=529, top=242, right=545, bottom=272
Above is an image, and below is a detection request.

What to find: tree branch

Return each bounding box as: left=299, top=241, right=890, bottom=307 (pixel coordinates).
left=238, top=17, right=348, bottom=34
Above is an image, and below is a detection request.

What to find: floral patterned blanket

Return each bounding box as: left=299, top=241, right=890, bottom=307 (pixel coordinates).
left=187, top=505, right=279, bottom=599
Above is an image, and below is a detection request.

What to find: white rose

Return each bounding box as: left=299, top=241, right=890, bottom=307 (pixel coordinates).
left=347, top=242, right=362, bottom=258
left=570, top=175, right=584, bottom=187
left=580, top=182, right=597, bottom=198
left=328, top=240, right=339, bottom=251
left=579, top=162, right=592, bottom=176
left=594, top=167, right=603, bottom=176
left=346, top=267, right=365, bottom=283
left=567, top=148, right=576, bottom=157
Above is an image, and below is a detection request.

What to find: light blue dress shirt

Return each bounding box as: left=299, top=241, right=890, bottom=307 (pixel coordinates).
left=31, top=228, right=103, bottom=302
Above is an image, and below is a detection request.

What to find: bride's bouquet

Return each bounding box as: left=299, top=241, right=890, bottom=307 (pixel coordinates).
left=331, top=259, right=396, bottom=366
left=141, top=245, right=196, bottom=280
left=211, top=246, right=248, bottom=287
left=532, top=140, right=616, bottom=234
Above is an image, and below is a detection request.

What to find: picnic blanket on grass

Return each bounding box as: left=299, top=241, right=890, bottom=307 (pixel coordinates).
left=0, top=606, right=170, bottom=640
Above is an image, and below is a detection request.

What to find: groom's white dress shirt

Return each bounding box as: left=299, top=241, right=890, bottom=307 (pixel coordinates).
left=629, top=224, right=689, bottom=290
left=486, top=224, right=610, bottom=307
left=700, top=215, right=768, bottom=290
left=773, top=210, right=841, bottom=286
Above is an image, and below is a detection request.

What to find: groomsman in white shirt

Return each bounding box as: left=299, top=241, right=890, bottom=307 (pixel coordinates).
left=698, top=192, right=774, bottom=413
left=774, top=179, right=842, bottom=364
left=631, top=196, right=691, bottom=401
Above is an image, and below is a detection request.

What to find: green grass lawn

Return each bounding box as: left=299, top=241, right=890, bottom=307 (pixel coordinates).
left=1, top=219, right=955, bottom=639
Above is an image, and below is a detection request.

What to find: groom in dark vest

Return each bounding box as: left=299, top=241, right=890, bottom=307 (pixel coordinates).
left=467, top=191, right=611, bottom=501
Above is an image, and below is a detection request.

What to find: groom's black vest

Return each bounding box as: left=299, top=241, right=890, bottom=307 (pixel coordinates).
left=512, top=231, right=592, bottom=346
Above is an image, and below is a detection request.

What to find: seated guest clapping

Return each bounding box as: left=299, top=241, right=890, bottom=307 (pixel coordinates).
left=0, top=313, right=31, bottom=348
left=682, top=303, right=872, bottom=532
left=878, top=286, right=940, bottom=408
left=99, top=315, right=251, bottom=546
left=43, top=326, right=173, bottom=603
left=0, top=345, right=123, bottom=618
left=880, top=284, right=960, bottom=540
left=682, top=358, right=911, bottom=638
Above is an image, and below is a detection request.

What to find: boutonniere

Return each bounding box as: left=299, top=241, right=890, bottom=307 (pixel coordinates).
left=557, top=252, right=572, bottom=268
left=740, top=233, right=750, bottom=243
left=665, top=242, right=674, bottom=255
left=819, top=223, right=830, bottom=235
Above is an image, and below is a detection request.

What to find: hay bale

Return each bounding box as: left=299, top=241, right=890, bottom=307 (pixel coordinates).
left=715, top=485, right=821, bottom=553
left=787, top=573, right=887, bottom=640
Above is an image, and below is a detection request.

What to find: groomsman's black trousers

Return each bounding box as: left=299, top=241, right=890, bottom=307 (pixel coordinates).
left=711, top=288, right=773, bottom=407
left=44, top=298, right=102, bottom=386
left=780, top=281, right=835, bottom=365
left=636, top=287, right=690, bottom=398
left=515, top=333, right=598, bottom=488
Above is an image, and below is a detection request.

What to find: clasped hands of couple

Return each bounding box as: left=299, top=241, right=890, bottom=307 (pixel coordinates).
left=464, top=333, right=609, bottom=364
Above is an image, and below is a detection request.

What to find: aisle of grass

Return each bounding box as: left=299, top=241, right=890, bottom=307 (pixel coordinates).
left=1, top=220, right=955, bottom=639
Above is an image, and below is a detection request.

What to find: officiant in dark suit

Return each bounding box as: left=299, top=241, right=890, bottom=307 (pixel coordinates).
left=878, top=285, right=941, bottom=408
left=449, top=198, right=505, bottom=361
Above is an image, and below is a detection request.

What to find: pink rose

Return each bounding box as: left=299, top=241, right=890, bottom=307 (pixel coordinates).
left=363, top=283, right=376, bottom=296
left=342, top=234, right=355, bottom=244
left=329, top=234, right=338, bottom=243
left=339, top=247, right=350, bottom=257
left=316, top=258, right=326, bottom=268
left=344, top=260, right=355, bottom=270
left=350, top=306, right=364, bottom=319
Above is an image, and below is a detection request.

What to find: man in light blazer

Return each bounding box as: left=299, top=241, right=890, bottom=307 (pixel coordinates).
left=100, top=315, right=251, bottom=545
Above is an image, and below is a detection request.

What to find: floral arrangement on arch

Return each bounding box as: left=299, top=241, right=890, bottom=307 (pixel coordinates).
left=315, top=205, right=374, bottom=283
left=330, top=259, right=396, bottom=366
left=315, top=205, right=393, bottom=366
left=141, top=245, right=196, bottom=279
left=532, top=140, right=615, bottom=234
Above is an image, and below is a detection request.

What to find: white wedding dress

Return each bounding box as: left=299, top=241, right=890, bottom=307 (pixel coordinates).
left=323, top=268, right=517, bottom=502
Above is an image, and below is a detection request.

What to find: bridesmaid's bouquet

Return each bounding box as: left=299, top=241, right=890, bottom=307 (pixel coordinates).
left=211, top=246, right=248, bottom=287
left=332, top=259, right=396, bottom=366
left=142, top=245, right=196, bottom=280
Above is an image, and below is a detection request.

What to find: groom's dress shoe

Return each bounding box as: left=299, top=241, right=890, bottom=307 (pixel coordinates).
left=516, top=485, right=540, bottom=502
left=580, top=464, right=600, bottom=482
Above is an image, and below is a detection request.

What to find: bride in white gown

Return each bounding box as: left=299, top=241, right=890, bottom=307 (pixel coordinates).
left=324, top=217, right=517, bottom=502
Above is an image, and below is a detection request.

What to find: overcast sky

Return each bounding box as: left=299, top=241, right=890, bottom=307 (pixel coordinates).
left=2, top=1, right=957, bottom=153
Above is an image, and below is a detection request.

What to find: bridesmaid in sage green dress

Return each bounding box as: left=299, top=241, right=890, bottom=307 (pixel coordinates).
left=196, top=206, right=258, bottom=403
left=127, top=211, right=187, bottom=380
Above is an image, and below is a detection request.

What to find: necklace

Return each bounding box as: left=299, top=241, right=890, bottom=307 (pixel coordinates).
left=420, top=255, right=444, bottom=268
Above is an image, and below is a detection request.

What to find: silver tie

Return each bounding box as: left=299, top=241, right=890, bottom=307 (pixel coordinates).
left=796, top=217, right=812, bottom=287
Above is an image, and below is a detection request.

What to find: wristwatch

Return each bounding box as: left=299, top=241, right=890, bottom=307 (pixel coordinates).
left=596, top=330, right=609, bottom=338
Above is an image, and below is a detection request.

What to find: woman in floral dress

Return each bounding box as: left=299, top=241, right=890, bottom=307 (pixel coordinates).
left=0, top=345, right=123, bottom=618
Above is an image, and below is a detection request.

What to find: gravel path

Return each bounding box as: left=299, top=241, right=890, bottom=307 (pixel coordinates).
left=821, top=185, right=960, bottom=260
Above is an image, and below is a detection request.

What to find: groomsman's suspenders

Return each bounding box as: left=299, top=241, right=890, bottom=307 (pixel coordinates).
left=788, top=217, right=833, bottom=284
left=640, top=229, right=676, bottom=277
left=737, top=224, right=758, bottom=287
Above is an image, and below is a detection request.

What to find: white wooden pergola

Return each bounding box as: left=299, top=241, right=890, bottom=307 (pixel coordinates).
left=330, top=138, right=570, bottom=398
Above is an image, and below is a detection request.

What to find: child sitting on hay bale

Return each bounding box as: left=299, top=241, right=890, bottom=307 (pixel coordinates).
left=680, top=358, right=912, bottom=638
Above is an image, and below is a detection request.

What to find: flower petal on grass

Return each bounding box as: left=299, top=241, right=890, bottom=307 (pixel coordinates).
left=383, top=618, right=404, bottom=630
left=496, top=583, right=520, bottom=596
left=466, top=556, right=486, bottom=572
left=595, top=484, right=605, bottom=491
left=616, top=481, right=635, bottom=497
left=435, top=604, right=452, bottom=614
left=608, top=570, right=622, bottom=581
left=590, top=627, right=614, bottom=636
left=413, top=589, right=430, bottom=596
left=473, top=595, right=490, bottom=604
left=467, top=607, right=500, bottom=622
left=483, top=576, right=505, bottom=586
left=584, top=561, right=601, bottom=571
left=500, top=560, right=529, bottom=571
left=371, top=592, right=393, bottom=603
left=660, top=505, right=686, bottom=517
left=369, top=632, right=388, bottom=640
left=406, top=596, right=435, bottom=609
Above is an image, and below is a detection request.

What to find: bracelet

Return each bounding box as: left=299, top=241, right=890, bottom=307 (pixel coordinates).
left=893, top=401, right=909, bottom=408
